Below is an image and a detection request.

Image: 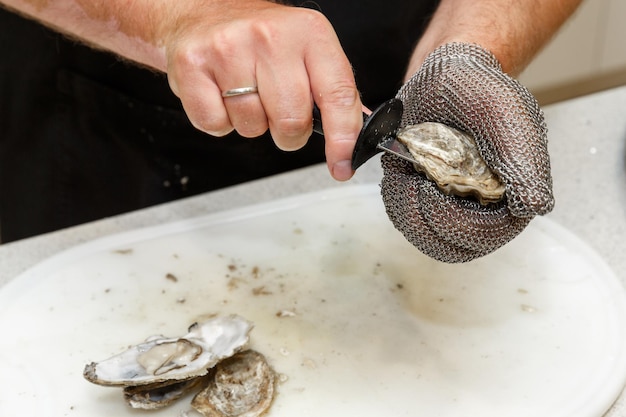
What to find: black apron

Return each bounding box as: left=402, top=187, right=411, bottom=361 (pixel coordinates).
left=0, top=1, right=437, bottom=242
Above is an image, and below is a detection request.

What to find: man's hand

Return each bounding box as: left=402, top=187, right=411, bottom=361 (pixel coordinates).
left=164, top=2, right=362, bottom=180
left=1, top=0, right=363, bottom=180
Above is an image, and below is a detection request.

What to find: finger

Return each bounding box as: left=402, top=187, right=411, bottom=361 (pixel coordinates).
left=255, top=60, right=313, bottom=151
left=304, top=18, right=362, bottom=181
left=167, top=49, right=233, bottom=136
left=215, top=51, right=268, bottom=138
left=222, top=91, right=269, bottom=138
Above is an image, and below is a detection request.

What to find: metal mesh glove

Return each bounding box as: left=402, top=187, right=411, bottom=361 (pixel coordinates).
left=381, top=43, right=555, bottom=263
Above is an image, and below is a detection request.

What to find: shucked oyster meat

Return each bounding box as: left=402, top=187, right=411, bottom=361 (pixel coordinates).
left=83, top=315, right=252, bottom=387
left=83, top=315, right=276, bottom=411
left=395, top=122, right=505, bottom=204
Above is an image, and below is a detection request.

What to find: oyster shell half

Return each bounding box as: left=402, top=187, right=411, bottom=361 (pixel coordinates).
left=396, top=122, right=505, bottom=204
left=192, top=350, right=275, bottom=417
left=123, top=376, right=209, bottom=410
left=83, top=315, right=253, bottom=387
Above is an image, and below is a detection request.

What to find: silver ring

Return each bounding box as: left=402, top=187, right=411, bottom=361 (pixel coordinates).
left=221, top=86, right=259, bottom=98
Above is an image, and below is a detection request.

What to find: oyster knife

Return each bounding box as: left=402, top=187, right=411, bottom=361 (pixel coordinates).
left=313, top=98, right=412, bottom=170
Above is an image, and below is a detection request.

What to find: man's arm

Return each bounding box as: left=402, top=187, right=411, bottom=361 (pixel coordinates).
left=0, top=0, right=363, bottom=181
left=1, top=0, right=173, bottom=69
left=407, top=0, right=583, bottom=78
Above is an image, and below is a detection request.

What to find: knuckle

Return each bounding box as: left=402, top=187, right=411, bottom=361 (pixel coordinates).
left=169, top=30, right=236, bottom=71
left=321, top=84, right=359, bottom=108
left=209, top=31, right=240, bottom=62
left=300, top=8, right=333, bottom=33
left=250, top=8, right=333, bottom=49
left=271, top=118, right=310, bottom=151
left=170, top=42, right=205, bottom=71
left=273, top=116, right=311, bottom=139
left=248, top=18, right=279, bottom=47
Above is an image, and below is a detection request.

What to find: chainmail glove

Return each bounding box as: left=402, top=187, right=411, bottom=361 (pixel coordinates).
left=381, top=43, right=555, bottom=263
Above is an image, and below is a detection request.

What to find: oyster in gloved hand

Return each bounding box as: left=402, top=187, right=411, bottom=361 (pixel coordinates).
left=381, top=43, right=554, bottom=263
left=395, top=122, right=505, bottom=205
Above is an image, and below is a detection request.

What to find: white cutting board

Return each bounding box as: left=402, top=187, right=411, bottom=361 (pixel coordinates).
left=1, top=184, right=626, bottom=417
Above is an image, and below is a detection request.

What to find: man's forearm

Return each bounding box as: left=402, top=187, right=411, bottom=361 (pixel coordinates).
left=1, top=0, right=201, bottom=71
left=408, top=0, right=583, bottom=78
left=1, top=0, right=365, bottom=178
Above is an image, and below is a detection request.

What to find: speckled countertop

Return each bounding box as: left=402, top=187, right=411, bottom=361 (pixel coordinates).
left=2, top=86, right=626, bottom=415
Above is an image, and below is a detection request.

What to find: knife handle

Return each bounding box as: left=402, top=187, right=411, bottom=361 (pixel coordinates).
left=312, top=104, right=367, bottom=136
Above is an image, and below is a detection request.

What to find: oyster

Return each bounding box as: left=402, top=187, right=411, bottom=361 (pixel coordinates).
left=83, top=315, right=252, bottom=387
left=192, top=350, right=275, bottom=417
left=396, top=122, right=505, bottom=204
left=123, top=376, right=209, bottom=410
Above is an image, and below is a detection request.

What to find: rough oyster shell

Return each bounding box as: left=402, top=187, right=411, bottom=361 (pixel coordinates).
left=83, top=315, right=252, bottom=387
left=396, top=122, right=505, bottom=204
left=123, top=376, right=209, bottom=410
left=191, top=350, right=275, bottom=417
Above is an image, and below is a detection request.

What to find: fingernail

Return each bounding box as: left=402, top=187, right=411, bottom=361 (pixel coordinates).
left=331, top=160, right=354, bottom=181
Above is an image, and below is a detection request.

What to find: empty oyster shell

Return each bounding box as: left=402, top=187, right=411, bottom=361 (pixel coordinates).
left=396, top=122, right=505, bottom=204
left=191, top=350, right=275, bottom=417
left=83, top=315, right=253, bottom=387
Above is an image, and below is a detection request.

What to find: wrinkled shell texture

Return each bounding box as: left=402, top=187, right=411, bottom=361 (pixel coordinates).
left=192, top=350, right=275, bottom=417
left=82, top=317, right=278, bottom=412
left=123, top=377, right=209, bottom=410
left=396, top=122, right=505, bottom=205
